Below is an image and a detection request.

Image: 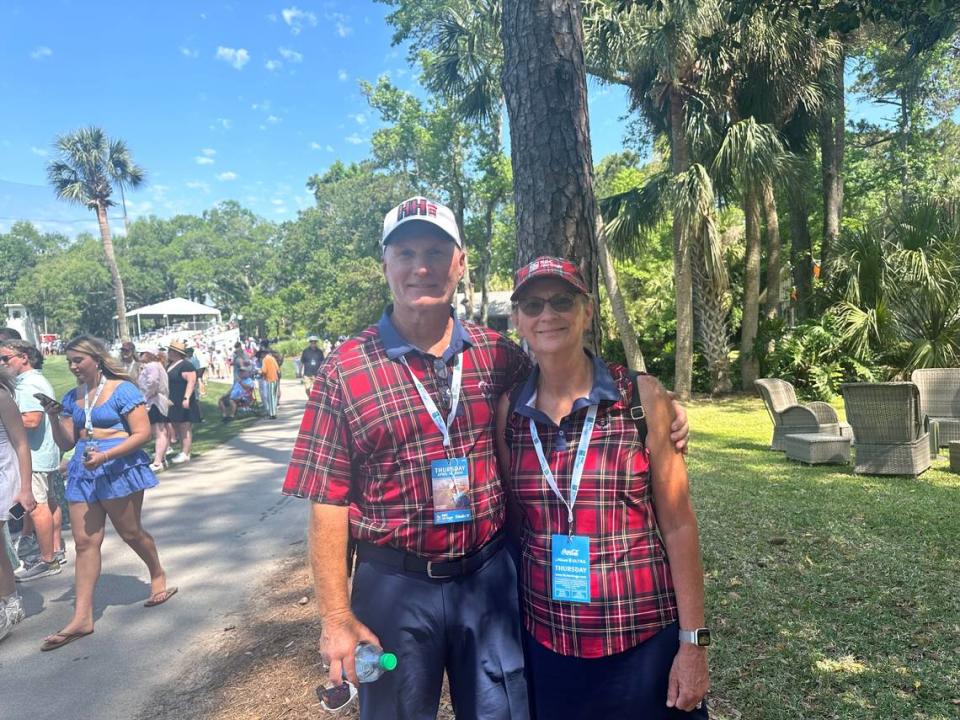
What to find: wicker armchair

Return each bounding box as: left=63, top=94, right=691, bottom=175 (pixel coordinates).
left=911, top=368, right=960, bottom=447
left=755, top=379, right=853, bottom=451
left=841, top=382, right=931, bottom=476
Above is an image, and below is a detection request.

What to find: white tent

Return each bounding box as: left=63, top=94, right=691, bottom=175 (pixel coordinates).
left=122, top=297, right=221, bottom=337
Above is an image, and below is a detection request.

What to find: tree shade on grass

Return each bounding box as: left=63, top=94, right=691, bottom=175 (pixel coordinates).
left=689, top=397, right=958, bottom=719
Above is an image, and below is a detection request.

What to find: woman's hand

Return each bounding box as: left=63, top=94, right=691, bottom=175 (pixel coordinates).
left=182, top=398, right=190, bottom=409
left=37, top=394, right=63, bottom=417
left=82, top=450, right=111, bottom=471
left=666, top=644, right=709, bottom=712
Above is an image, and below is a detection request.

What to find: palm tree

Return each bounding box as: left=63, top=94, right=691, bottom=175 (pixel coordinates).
left=713, top=118, right=790, bottom=387
left=584, top=0, right=723, bottom=399
left=47, top=126, right=146, bottom=341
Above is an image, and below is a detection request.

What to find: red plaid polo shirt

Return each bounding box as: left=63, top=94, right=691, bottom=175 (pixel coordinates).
left=283, top=308, right=530, bottom=560
left=504, top=355, right=678, bottom=658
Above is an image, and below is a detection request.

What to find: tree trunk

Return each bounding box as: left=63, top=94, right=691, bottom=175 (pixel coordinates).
left=596, top=215, right=645, bottom=371
left=787, top=157, right=814, bottom=321
left=479, top=198, right=496, bottom=327
left=670, top=92, right=694, bottom=400
left=690, top=229, right=733, bottom=394
left=740, top=187, right=761, bottom=388
left=500, top=0, right=601, bottom=349
left=762, top=179, right=781, bottom=320
left=452, top=181, right=475, bottom=321
left=899, top=90, right=911, bottom=207
left=96, top=202, right=129, bottom=341
left=819, top=44, right=845, bottom=284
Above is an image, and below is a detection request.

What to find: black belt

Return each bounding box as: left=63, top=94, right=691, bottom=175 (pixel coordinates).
left=356, top=532, right=504, bottom=580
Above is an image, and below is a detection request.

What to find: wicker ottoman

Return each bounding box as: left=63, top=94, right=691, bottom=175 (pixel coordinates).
left=951, top=442, right=960, bottom=473
left=784, top=433, right=852, bottom=465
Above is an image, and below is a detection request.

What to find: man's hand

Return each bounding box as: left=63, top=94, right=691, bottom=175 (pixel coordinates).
left=666, top=644, right=709, bottom=711
left=320, top=609, right=381, bottom=686
left=669, top=396, right=690, bottom=454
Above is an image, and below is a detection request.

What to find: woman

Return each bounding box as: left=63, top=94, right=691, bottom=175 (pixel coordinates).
left=137, top=347, right=172, bottom=471
left=0, top=365, right=35, bottom=641
left=495, top=258, right=709, bottom=719
left=164, top=341, right=200, bottom=465
left=36, top=335, right=176, bottom=651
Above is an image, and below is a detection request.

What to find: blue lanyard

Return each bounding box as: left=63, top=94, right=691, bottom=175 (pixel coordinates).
left=81, top=376, right=108, bottom=436
left=529, top=403, right=598, bottom=536
left=399, top=353, right=463, bottom=451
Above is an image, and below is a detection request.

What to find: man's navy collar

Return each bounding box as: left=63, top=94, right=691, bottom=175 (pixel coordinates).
left=378, top=305, right=473, bottom=362
left=514, top=351, right=619, bottom=426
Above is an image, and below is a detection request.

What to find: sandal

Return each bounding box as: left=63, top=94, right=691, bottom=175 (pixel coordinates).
left=144, top=586, right=179, bottom=607
left=41, top=629, right=93, bottom=652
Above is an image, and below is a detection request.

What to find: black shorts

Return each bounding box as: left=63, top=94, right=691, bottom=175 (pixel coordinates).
left=147, top=406, right=168, bottom=425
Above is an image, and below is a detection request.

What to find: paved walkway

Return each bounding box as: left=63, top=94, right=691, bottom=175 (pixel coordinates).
left=0, top=380, right=310, bottom=720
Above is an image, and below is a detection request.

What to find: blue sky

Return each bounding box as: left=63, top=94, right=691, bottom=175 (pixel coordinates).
left=0, top=0, right=639, bottom=237
left=0, top=1, right=894, bottom=239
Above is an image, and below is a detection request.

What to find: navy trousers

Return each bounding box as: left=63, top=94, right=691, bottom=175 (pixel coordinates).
left=351, top=545, right=529, bottom=720
left=523, top=623, right=710, bottom=720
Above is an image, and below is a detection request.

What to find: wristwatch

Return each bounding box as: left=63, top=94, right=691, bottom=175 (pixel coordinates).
left=679, top=628, right=712, bottom=647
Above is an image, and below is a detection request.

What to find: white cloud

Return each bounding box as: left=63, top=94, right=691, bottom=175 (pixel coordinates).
left=337, top=69, right=349, bottom=82
left=211, top=117, right=232, bottom=130
left=201, top=148, right=216, bottom=157
left=216, top=46, right=250, bottom=70
left=278, top=47, right=303, bottom=63
left=30, top=146, right=48, bottom=157
left=348, top=113, right=367, bottom=125
left=266, top=114, right=281, bottom=124
left=326, top=144, right=334, bottom=152
left=180, top=47, right=199, bottom=59
left=281, top=6, right=317, bottom=34
left=265, top=59, right=282, bottom=71
left=345, top=133, right=364, bottom=145
left=195, top=156, right=215, bottom=165
left=267, top=13, right=277, bottom=22
left=217, top=171, right=238, bottom=181
left=271, top=199, right=285, bottom=206
left=186, top=180, right=211, bottom=193
left=325, top=11, right=352, bottom=38
left=274, top=206, right=289, bottom=214
left=30, top=46, right=52, bottom=60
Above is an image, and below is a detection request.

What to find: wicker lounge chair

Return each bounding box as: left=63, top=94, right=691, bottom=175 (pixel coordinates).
left=755, top=379, right=853, bottom=451
left=910, top=368, right=960, bottom=447
left=841, top=382, right=931, bottom=476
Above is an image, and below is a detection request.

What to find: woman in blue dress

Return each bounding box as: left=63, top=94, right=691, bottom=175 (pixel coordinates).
left=36, top=335, right=177, bottom=651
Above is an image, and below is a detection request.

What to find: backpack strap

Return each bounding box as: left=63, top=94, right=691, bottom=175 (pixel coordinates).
left=628, top=370, right=649, bottom=447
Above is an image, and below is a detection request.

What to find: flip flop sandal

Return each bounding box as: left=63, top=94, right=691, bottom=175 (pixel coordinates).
left=41, top=629, right=93, bottom=652
left=144, top=586, right=179, bottom=607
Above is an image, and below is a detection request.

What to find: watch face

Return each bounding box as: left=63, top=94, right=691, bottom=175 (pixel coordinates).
left=697, top=629, right=712, bottom=646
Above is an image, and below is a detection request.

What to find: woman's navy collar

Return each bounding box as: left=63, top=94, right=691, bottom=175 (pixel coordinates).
left=378, top=305, right=472, bottom=362
left=514, top=351, right=619, bottom=425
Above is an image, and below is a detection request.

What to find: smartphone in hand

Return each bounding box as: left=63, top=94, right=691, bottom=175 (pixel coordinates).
left=33, top=392, right=61, bottom=412
left=9, top=502, right=26, bottom=521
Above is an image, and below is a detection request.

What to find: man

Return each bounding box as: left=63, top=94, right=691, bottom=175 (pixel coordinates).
left=119, top=340, right=141, bottom=378
left=0, top=340, right=64, bottom=581
left=299, top=336, right=325, bottom=394
left=283, top=196, right=690, bottom=719
left=187, top=346, right=208, bottom=397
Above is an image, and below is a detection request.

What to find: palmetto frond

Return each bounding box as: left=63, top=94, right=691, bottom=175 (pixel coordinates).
left=47, top=126, right=145, bottom=209
left=712, top=117, right=788, bottom=193
left=423, top=2, right=502, bottom=126
left=598, top=170, right=670, bottom=255
left=672, top=163, right=725, bottom=285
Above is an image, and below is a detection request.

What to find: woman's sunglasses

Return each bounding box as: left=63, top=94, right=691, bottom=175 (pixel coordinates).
left=514, top=293, right=579, bottom=317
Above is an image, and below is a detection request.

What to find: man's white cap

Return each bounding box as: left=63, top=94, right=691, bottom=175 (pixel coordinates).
left=381, top=196, right=463, bottom=250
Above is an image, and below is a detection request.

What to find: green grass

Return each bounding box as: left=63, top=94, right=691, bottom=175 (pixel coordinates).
left=689, top=396, right=959, bottom=720
left=42, top=355, right=260, bottom=458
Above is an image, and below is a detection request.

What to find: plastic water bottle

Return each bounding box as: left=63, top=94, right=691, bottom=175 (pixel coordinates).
left=352, top=642, right=398, bottom=683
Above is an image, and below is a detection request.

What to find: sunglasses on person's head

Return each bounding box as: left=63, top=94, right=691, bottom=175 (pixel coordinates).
left=513, top=292, right=580, bottom=317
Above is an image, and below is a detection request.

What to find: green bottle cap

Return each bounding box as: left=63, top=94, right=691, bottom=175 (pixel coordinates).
left=380, top=652, right=398, bottom=671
